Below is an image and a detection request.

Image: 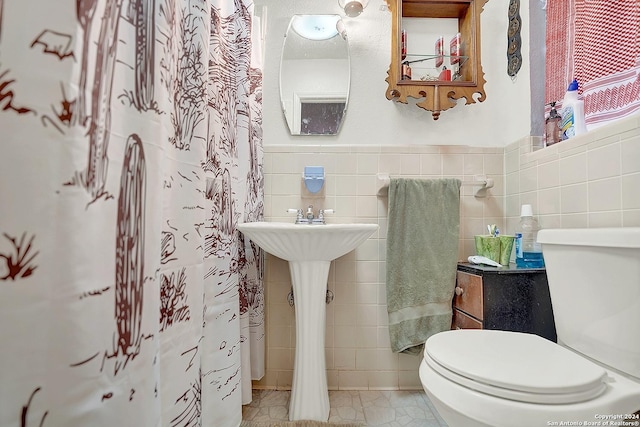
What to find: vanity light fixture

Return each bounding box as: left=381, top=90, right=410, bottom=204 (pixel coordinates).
left=291, top=14, right=341, bottom=41
left=338, top=0, right=369, bottom=17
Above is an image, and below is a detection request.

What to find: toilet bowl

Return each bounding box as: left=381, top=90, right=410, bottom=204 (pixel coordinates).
left=419, top=329, right=640, bottom=427
left=420, top=228, right=640, bottom=427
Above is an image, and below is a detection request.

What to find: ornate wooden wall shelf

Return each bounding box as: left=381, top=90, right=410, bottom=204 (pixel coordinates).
left=385, top=0, right=488, bottom=120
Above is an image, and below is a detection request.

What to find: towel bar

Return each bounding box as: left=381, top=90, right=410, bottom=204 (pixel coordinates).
left=375, top=173, right=494, bottom=198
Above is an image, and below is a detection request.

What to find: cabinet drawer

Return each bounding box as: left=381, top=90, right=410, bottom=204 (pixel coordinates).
left=452, top=309, right=482, bottom=330
left=453, top=271, right=483, bottom=320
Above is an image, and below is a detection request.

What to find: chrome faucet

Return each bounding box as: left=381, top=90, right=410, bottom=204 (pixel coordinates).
left=306, top=205, right=315, bottom=221
left=287, top=205, right=334, bottom=225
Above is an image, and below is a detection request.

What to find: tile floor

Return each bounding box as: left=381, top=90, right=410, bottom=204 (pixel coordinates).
left=242, top=389, right=448, bottom=426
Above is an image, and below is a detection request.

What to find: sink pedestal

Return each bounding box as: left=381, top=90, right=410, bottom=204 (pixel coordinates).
left=234, top=222, right=378, bottom=422
left=288, top=260, right=331, bottom=421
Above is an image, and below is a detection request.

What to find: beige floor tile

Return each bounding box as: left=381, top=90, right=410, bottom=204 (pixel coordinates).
left=242, top=389, right=447, bottom=426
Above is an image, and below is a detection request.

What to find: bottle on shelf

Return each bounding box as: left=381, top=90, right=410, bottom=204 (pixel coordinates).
left=515, top=204, right=545, bottom=268
left=560, top=79, right=587, bottom=140
left=401, top=29, right=407, bottom=61
left=401, top=61, right=412, bottom=80
left=545, top=101, right=562, bottom=146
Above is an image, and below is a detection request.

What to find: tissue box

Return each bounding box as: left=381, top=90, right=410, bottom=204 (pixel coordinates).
left=474, top=235, right=516, bottom=265
left=497, top=235, right=515, bottom=265
left=474, top=235, right=500, bottom=262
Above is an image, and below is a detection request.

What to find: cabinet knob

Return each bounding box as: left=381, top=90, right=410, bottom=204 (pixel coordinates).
left=455, top=286, right=464, bottom=296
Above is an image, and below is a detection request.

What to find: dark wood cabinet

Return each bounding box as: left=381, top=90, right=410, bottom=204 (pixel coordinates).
left=452, top=263, right=557, bottom=342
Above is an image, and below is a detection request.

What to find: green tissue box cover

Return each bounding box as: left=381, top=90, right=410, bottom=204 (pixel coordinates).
left=474, top=235, right=515, bottom=265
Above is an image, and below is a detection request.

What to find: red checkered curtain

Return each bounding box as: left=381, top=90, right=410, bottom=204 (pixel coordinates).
left=545, top=0, right=573, bottom=108
left=546, top=0, right=640, bottom=128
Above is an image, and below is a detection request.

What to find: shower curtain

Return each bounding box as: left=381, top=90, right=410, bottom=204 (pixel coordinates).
left=0, top=0, right=264, bottom=426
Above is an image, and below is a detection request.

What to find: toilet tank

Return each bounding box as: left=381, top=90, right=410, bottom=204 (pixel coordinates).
left=538, top=228, right=640, bottom=380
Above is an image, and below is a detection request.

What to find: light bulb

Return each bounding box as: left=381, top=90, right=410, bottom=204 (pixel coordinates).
left=338, top=0, right=369, bottom=17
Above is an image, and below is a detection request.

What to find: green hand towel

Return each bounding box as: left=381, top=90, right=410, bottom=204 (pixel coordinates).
left=386, top=178, right=461, bottom=354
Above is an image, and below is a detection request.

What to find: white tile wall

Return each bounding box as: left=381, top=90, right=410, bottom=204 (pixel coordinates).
left=254, top=114, right=640, bottom=391
left=505, top=113, right=640, bottom=230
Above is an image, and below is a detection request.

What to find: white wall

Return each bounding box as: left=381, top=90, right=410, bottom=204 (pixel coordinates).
left=257, top=0, right=531, bottom=147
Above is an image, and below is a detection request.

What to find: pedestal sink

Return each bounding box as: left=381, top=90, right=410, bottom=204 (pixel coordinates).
left=236, top=222, right=378, bottom=422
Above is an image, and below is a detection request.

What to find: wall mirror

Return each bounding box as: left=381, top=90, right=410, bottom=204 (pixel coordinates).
left=280, top=15, right=350, bottom=136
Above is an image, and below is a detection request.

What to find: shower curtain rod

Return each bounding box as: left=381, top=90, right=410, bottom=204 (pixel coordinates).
left=375, top=173, right=494, bottom=198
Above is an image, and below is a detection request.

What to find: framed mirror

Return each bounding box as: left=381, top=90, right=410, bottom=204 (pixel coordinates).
left=280, top=15, right=350, bottom=135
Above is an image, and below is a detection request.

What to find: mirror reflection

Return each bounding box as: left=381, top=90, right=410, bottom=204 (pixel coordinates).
left=280, top=15, right=350, bottom=136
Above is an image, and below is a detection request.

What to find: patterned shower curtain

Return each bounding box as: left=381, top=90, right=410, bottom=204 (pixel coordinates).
left=0, top=0, right=264, bottom=425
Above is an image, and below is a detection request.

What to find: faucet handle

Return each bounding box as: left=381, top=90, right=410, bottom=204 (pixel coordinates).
left=317, top=209, right=334, bottom=223
left=287, top=208, right=304, bottom=222
left=287, top=209, right=302, bottom=214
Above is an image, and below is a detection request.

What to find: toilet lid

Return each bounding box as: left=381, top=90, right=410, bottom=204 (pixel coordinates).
left=425, top=330, right=608, bottom=404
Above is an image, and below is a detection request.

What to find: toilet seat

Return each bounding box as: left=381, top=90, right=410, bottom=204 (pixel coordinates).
left=424, top=330, right=608, bottom=405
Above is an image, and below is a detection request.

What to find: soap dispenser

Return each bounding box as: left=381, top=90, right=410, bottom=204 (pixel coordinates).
left=303, top=166, right=325, bottom=194
left=545, top=102, right=562, bottom=146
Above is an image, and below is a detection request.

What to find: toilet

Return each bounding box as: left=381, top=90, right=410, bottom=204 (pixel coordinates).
left=420, top=227, right=640, bottom=427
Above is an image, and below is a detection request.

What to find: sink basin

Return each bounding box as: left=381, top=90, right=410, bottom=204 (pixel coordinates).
left=236, top=222, right=378, bottom=261
left=237, top=221, right=378, bottom=422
